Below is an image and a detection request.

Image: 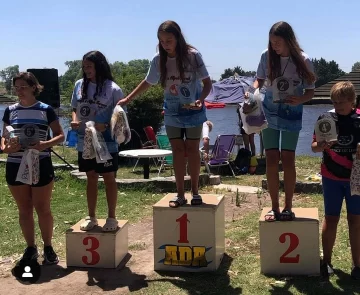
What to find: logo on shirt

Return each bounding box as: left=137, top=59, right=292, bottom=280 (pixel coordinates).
left=337, top=135, right=353, bottom=146
left=80, top=105, right=91, bottom=117
left=180, top=87, right=190, bottom=98
left=169, top=85, right=178, bottom=96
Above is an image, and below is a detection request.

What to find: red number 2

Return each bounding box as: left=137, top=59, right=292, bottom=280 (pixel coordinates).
left=82, top=236, right=100, bottom=265
left=176, top=213, right=189, bottom=243
left=279, top=233, right=300, bottom=263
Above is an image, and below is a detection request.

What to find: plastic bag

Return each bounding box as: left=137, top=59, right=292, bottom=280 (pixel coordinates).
left=239, top=89, right=268, bottom=134
left=15, top=149, right=39, bottom=185
left=82, top=121, right=113, bottom=163
left=110, top=105, right=131, bottom=145
left=351, top=149, right=360, bottom=196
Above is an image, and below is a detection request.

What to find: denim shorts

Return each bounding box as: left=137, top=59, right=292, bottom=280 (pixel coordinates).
left=322, top=176, right=360, bottom=216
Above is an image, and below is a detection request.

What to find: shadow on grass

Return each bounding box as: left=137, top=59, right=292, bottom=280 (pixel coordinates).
left=68, top=254, right=148, bottom=293
left=267, top=268, right=358, bottom=295
left=149, top=253, right=242, bottom=295
left=12, top=261, right=74, bottom=285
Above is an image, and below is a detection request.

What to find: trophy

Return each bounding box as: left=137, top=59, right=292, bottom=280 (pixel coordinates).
left=315, top=114, right=338, bottom=143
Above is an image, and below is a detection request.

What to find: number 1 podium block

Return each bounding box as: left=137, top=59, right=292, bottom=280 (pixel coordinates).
left=66, top=219, right=129, bottom=268
left=259, top=207, right=320, bottom=276
left=153, top=193, right=225, bottom=272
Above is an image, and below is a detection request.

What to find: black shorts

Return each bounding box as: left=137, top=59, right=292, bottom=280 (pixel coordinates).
left=6, top=157, right=55, bottom=187
left=78, top=152, right=118, bottom=174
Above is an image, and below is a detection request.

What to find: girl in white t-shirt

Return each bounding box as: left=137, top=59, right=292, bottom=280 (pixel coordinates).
left=118, top=20, right=212, bottom=208
left=70, top=51, right=124, bottom=231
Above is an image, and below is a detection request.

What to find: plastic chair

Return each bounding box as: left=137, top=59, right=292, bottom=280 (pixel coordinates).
left=208, top=134, right=236, bottom=176
left=156, top=134, right=173, bottom=176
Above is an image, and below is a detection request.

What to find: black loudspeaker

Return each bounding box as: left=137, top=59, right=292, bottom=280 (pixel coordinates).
left=27, top=68, right=60, bottom=108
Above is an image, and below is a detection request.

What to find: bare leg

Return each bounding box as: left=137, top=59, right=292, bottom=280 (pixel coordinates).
left=32, top=181, right=54, bottom=246
left=265, top=149, right=280, bottom=212
left=322, top=215, right=340, bottom=264
left=249, top=133, right=256, bottom=156
left=86, top=171, right=99, bottom=217
left=169, top=139, right=186, bottom=200
left=9, top=185, right=34, bottom=247
left=185, top=139, right=201, bottom=195
left=101, top=172, right=117, bottom=219
left=281, top=150, right=296, bottom=210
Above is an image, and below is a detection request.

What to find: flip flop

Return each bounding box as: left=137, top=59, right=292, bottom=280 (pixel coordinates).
left=191, top=194, right=203, bottom=205
left=169, top=196, right=187, bottom=208
left=280, top=209, right=295, bottom=221
left=264, top=209, right=280, bottom=222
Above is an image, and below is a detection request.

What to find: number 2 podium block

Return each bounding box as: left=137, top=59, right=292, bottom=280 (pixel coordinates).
left=153, top=193, right=225, bottom=272
left=66, top=219, right=129, bottom=268
left=259, top=207, right=320, bottom=276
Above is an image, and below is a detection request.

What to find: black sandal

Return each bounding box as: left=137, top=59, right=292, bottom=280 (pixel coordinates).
left=191, top=194, right=203, bottom=205
left=169, top=196, right=187, bottom=208
left=264, top=209, right=280, bottom=222
left=280, top=209, right=295, bottom=221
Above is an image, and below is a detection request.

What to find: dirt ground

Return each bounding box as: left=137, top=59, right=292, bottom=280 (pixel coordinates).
left=0, top=193, right=265, bottom=295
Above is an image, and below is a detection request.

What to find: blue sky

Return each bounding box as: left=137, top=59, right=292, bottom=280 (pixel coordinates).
left=1, top=0, right=359, bottom=80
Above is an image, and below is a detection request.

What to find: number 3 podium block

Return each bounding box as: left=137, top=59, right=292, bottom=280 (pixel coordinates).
left=66, top=219, right=129, bottom=268
left=153, top=193, right=225, bottom=272
left=259, top=207, right=320, bottom=276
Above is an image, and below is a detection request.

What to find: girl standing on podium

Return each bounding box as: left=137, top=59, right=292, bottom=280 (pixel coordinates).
left=249, top=21, right=316, bottom=221
left=312, top=82, right=360, bottom=279
left=118, top=20, right=212, bottom=208
left=71, top=51, right=124, bottom=231
left=1, top=72, right=65, bottom=264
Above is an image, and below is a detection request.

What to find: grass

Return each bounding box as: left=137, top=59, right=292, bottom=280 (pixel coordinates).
left=0, top=164, right=165, bottom=259
left=220, top=155, right=322, bottom=187
left=127, top=193, right=359, bottom=295
left=0, top=151, right=358, bottom=294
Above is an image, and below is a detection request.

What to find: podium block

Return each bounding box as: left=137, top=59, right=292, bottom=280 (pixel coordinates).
left=259, top=208, right=320, bottom=276
left=153, top=193, right=225, bottom=272
left=66, top=219, right=129, bottom=268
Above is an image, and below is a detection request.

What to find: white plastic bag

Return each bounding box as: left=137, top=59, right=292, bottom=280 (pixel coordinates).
left=15, top=149, right=39, bottom=185
left=110, top=105, right=131, bottom=145
left=82, top=121, right=113, bottom=163
left=240, top=89, right=268, bottom=134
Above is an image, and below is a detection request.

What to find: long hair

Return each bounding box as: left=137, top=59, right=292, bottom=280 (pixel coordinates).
left=267, top=21, right=315, bottom=85
left=81, top=50, right=114, bottom=100
left=157, top=20, right=196, bottom=88
left=13, top=72, right=44, bottom=97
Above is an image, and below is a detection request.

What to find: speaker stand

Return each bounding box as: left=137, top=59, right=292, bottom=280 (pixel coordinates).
left=50, top=148, right=76, bottom=170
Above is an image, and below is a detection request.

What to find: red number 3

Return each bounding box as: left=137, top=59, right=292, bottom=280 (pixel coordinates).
left=82, top=236, right=100, bottom=265
left=279, top=233, right=300, bottom=263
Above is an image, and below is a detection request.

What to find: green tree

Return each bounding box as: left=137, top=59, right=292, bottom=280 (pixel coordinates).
left=220, top=66, right=255, bottom=80
left=312, top=58, right=345, bottom=88
left=60, top=58, right=164, bottom=135
left=59, top=60, right=82, bottom=103
left=0, top=65, right=19, bottom=93
left=111, top=59, right=163, bottom=136
left=352, top=62, right=360, bottom=72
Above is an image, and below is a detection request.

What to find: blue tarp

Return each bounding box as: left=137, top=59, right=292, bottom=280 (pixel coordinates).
left=205, top=75, right=255, bottom=104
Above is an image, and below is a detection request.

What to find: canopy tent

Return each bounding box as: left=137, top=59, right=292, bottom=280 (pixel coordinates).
left=205, top=75, right=255, bottom=105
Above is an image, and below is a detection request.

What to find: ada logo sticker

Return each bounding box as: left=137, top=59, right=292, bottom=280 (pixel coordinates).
left=158, top=244, right=212, bottom=267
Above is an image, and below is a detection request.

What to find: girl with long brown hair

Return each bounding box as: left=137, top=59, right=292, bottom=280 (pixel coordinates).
left=249, top=21, right=316, bottom=221
left=119, top=20, right=212, bottom=207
